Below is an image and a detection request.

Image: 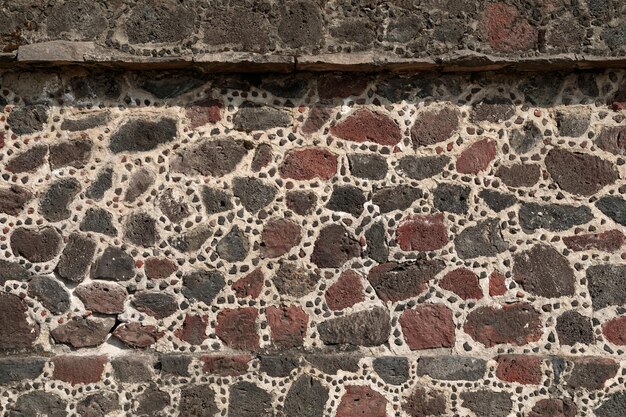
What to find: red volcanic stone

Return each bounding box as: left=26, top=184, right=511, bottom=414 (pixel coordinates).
left=496, top=355, right=542, bottom=385
left=280, top=148, right=338, bottom=180
left=113, top=322, right=163, bottom=348
left=464, top=303, right=542, bottom=347
left=411, top=107, right=460, bottom=148
left=440, top=268, right=483, bottom=300
left=456, top=139, right=497, bottom=174
left=75, top=281, right=127, bottom=314
left=175, top=314, right=208, bottom=346
left=529, top=398, right=577, bottom=417
left=216, top=308, right=259, bottom=351
left=330, top=109, right=402, bottom=146
left=52, top=355, right=107, bottom=385
left=399, top=304, right=455, bottom=350
left=562, top=230, right=624, bottom=252
left=481, top=3, right=538, bottom=52
left=144, top=257, right=177, bottom=280
left=232, top=268, right=264, bottom=299
left=0, top=293, right=40, bottom=350
left=489, top=271, right=507, bottom=297
left=325, top=270, right=364, bottom=310
left=301, top=105, right=331, bottom=135
left=185, top=99, right=222, bottom=128
left=396, top=214, right=448, bottom=252
left=266, top=305, right=308, bottom=349
left=567, top=357, right=618, bottom=390
left=602, top=317, right=626, bottom=345
left=261, top=218, right=302, bottom=258
left=201, top=355, right=251, bottom=376
left=336, top=386, right=387, bottom=417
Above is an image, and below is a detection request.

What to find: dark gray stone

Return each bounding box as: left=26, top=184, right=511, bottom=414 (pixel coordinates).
left=9, top=391, right=67, bottom=417
left=305, top=354, right=361, bottom=374
left=168, top=225, right=212, bottom=253
left=545, top=149, right=618, bottom=196
left=182, top=270, right=226, bottom=305
left=159, top=354, right=191, bottom=377
left=46, top=0, right=107, bottom=39
left=91, top=246, right=135, bottom=281
left=286, top=191, right=317, bottom=215
left=10, top=226, right=62, bottom=263
left=513, top=244, right=575, bottom=298
left=85, top=168, right=113, bottom=201
left=109, top=118, right=177, bottom=153
left=416, top=356, right=486, bottom=381
left=454, top=219, right=508, bottom=259
left=0, top=185, right=33, bottom=215
left=519, top=202, right=593, bottom=233
left=233, top=103, right=291, bottom=132
left=124, top=168, right=155, bottom=203
left=471, top=96, right=515, bottom=123
left=311, top=224, right=360, bottom=268
left=373, top=357, right=409, bottom=385
left=365, top=221, right=388, bottom=264
left=49, top=140, right=92, bottom=170
left=479, top=189, right=516, bottom=212
left=201, top=187, right=233, bottom=216
left=171, top=138, right=251, bottom=176
left=397, top=155, right=449, bottom=180
left=6, top=145, right=48, bottom=173
left=132, top=292, right=178, bottom=319
left=0, top=357, right=46, bottom=384
left=556, top=311, right=594, bottom=346
left=179, top=385, right=218, bottom=417
left=61, top=113, right=110, bottom=132
left=124, top=212, right=159, bottom=248
left=111, top=357, right=153, bottom=383
left=76, top=392, right=119, bottom=417
left=595, top=391, right=626, bottom=417
left=273, top=262, right=320, bottom=297
left=587, top=264, right=626, bottom=310
left=596, top=196, right=626, bottom=226
left=259, top=355, right=299, bottom=377
left=367, top=260, right=445, bottom=303
left=556, top=110, right=590, bottom=137
left=216, top=226, right=249, bottom=262
left=278, top=0, right=323, bottom=48
left=318, top=307, right=391, bottom=347
left=70, top=73, right=121, bottom=101
left=7, top=105, right=48, bottom=135
left=283, top=375, right=329, bottom=417
left=56, top=233, right=96, bottom=283
left=433, top=183, right=470, bottom=214
left=326, top=184, right=366, bottom=216
left=28, top=275, right=70, bottom=314
left=0, top=259, right=30, bottom=285
left=138, top=73, right=204, bottom=99
left=460, top=390, right=512, bottom=417
left=519, top=74, right=564, bottom=106
left=135, top=386, right=170, bottom=417
left=80, top=208, right=118, bottom=237
left=229, top=381, right=273, bottom=417
left=251, top=143, right=273, bottom=172
left=330, top=18, right=376, bottom=46
left=39, top=178, right=81, bottom=222
left=510, top=122, right=542, bottom=154
left=204, top=8, right=272, bottom=52
left=232, top=177, right=277, bottom=213
left=348, top=154, right=388, bottom=180
left=158, top=189, right=190, bottom=223
left=372, top=185, right=423, bottom=213
left=126, top=1, right=194, bottom=44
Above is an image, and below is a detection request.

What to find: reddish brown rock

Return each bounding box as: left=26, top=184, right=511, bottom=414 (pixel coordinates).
left=513, top=244, right=575, bottom=298
left=10, top=226, right=62, bottom=263
left=232, top=268, right=264, bottom=299
left=145, top=257, right=177, bottom=280
left=175, top=314, right=208, bottom=345
left=311, top=224, right=360, bottom=268
left=489, top=271, right=507, bottom=296
left=201, top=355, right=251, bottom=376
left=456, top=139, right=497, bottom=174
left=301, top=105, right=331, bottom=135
left=562, top=230, right=624, bottom=252
left=113, top=322, right=163, bottom=348
left=440, top=268, right=483, bottom=300
left=602, top=317, right=626, bottom=345
left=396, top=214, right=448, bottom=252
left=0, top=293, right=40, bottom=350
left=215, top=308, right=259, bottom=351
left=403, top=387, right=447, bottom=417
left=266, top=305, right=308, bottom=349
left=325, top=270, right=364, bottom=311
left=399, top=304, right=455, bottom=350
left=185, top=99, right=222, bottom=128
left=529, top=399, right=577, bottom=417
left=495, top=163, right=541, bottom=187
left=545, top=149, right=619, bottom=196
left=411, top=107, right=460, bottom=148
left=481, top=3, right=538, bottom=52
left=595, top=126, right=626, bottom=155
left=336, top=386, right=387, bottom=417
left=496, top=355, right=542, bottom=385
left=261, top=218, right=302, bottom=258
left=0, top=185, right=33, bottom=215
left=566, top=357, right=618, bottom=390
left=464, top=303, right=542, bottom=347
left=52, top=355, right=107, bottom=385
left=330, top=109, right=401, bottom=146
left=51, top=317, right=114, bottom=348
left=75, top=282, right=126, bottom=314
left=280, top=148, right=338, bottom=180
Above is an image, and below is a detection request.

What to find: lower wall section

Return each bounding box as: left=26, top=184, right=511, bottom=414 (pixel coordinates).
left=1, top=353, right=625, bottom=416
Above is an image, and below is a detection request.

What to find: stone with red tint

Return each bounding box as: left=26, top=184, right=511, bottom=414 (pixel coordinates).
left=496, top=355, right=542, bottom=384
left=489, top=271, right=507, bottom=296
left=75, top=281, right=126, bottom=314
left=113, top=322, right=163, bottom=348
left=563, top=230, right=624, bottom=252
left=440, top=268, right=483, bottom=300
left=145, top=257, right=177, bottom=280
left=52, top=355, right=107, bottom=385
left=0, top=185, right=33, bottom=215
left=456, top=139, right=497, bottom=174
left=301, top=105, right=331, bottom=135
left=400, top=304, right=455, bottom=350
left=330, top=109, right=401, bottom=146
left=311, top=224, right=360, bottom=268
left=513, top=244, right=575, bottom=298
left=545, top=149, right=618, bottom=196
left=337, top=386, right=387, bottom=417
left=11, top=226, right=62, bottom=263
left=603, top=316, right=626, bottom=345
left=464, top=303, right=542, bottom=347
left=396, top=214, right=448, bottom=252
left=185, top=99, right=222, bottom=128
left=368, top=260, right=444, bottom=303
left=595, top=126, right=626, bottom=156
left=481, top=3, right=538, bottom=52
left=232, top=268, right=264, bottom=299
left=318, top=74, right=369, bottom=99
left=51, top=317, right=114, bottom=348
left=201, top=355, right=251, bottom=376
left=266, top=305, right=308, bottom=349
left=325, top=270, right=364, bottom=310
left=411, top=107, right=460, bottom=147
left=280, top=148, right=338, bottom=180
left=566, top=357, right=618, bottom=390
left=403, top=387, right=447, bottom=417
left=529, top=399, right=577, bottom=417
left=0, top=293, right=40, bottom=350
left=175, top=314, right=208, bottom=345
left=216, top=307, right=259, bottom=351
left=261, top=218, right=302, bottom=258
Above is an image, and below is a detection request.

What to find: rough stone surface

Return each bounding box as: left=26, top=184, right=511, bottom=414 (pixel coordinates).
left=318, top=307, right=391, bottom=347
left=109, top=118, right=177, bottom=153
left=416, top=356, right=486, bottom=381
left=519, top=202, right=593, bottom=233
left=368, top=260, right=444, bottom=302
left=399, top=304, right=455, bottom=350
left=460, top=390, right=512, bottom=417
left=0, top=293, right=40, bottom=350
left=75, top=281, right=127, bottom=314
left=11, top=226, right=62, bottom=263
left=311, top=224, right=360, bottom=268
left=91, top=246, right=135, bottom=281
left=464, top=303, right=542, bottom=347
left=454, top=218, right=508, bottom=259
left=331, top=109, right=401, bottom=146
left=56, top=233, right=96, bottom=282
left=411, top=107, right=460, bottom=147
left=283, top=375, right=329, bottom=417
left=513, top=244, right=576, bottom=298
left=587, top=264, right=626, bottom=310
left=51, top=317, right=114, bottom=348
left=396, top=214, right=448, bottom=251
left=27, top=275, right=70, bottom=314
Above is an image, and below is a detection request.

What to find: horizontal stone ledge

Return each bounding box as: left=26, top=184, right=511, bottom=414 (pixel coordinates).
left=8, top=41, right=626, bottom=73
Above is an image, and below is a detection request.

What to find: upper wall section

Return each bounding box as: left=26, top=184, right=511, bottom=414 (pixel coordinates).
left=3, top=0, right=626, bottom=72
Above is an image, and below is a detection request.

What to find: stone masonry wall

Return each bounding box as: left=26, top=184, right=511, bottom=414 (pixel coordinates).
left=1, top=68, right=626, bottom=417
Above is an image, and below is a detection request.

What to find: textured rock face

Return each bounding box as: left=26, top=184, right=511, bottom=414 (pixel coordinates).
left=2, top=69, right=626, bottom=416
